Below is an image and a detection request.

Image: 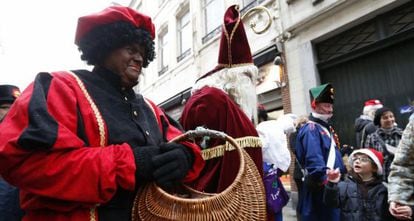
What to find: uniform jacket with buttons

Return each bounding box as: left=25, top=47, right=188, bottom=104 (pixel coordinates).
left=295, top=115, right=346, bottom=221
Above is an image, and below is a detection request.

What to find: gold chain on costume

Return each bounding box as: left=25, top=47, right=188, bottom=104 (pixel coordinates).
left=330, top=126, right=341, bottom=148
left=201, top=136, right=262, bottom=160
left=65, top=71, right=105, bottom=221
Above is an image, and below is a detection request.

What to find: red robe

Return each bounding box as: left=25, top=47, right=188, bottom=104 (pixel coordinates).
left=0, top=71, right=204, bottom=221
left=180, top=86, right=263, bottom=193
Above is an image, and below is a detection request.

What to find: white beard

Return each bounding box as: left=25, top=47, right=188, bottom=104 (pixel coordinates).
left=192, top=65, right=258, bottom=122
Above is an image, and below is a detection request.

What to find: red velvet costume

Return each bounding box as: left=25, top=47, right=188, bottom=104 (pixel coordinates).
left=0, top=71, right=204, bottom=221
left=180, top=86, right=263, bottom=192
left=180, top=4, right=268, bottom=219
left=180, top=5, right=264, bottom=193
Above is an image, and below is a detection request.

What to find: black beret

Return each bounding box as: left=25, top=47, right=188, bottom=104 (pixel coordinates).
left=0, top=85, right=21, bottom=105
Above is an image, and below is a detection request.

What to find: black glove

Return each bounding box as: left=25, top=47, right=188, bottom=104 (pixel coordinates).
left=152, top=143, right=195, bottom=188
left=133, top=145, right=161, bottom=181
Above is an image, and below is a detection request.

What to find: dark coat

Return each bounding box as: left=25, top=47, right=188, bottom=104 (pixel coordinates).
left=323, top=174, right=394, bottom=221
left=0, top=178, right=23, bottom=221
left=365, top=127, right=403, bottom=182
left=354, top=117, right=377, bottom=148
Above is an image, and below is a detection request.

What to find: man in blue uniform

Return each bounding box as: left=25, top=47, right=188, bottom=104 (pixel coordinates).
left=295, top=83, right=346, bottom=221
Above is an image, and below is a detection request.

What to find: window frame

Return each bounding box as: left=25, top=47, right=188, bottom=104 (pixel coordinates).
left=177, top=9, right=191, bottom=62
left=158, top=28, right=169, bottom=76
left=201, top=0, right=225, bottom=44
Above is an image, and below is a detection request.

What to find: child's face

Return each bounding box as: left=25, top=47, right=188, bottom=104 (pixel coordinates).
left=351, top=153, right=376, bottom=176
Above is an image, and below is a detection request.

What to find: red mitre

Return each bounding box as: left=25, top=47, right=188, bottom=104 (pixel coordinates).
left=75, top=6, right=155, bottom=45
left=197, top=5, right=254, bottom=81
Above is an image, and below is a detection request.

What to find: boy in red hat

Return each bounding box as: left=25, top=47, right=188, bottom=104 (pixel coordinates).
left=324, top=148, right=393, bottom=220
left=0, top=6, right=204, bottom=221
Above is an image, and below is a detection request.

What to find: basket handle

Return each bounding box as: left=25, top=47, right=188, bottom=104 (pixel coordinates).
left=170, top=127, right=229, bottom=143
left=169, top=127, right=243, bottom=158
left=168, top=127, right=246, bottom=187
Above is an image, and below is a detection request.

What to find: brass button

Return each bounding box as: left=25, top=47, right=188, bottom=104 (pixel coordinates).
left=145, top=131, right=150, bottom=136
left=133, top=111, right=138, bottom=116
left=124, top=97, right=128, bottom=101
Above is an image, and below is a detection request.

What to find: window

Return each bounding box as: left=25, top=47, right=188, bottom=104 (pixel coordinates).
left=202, top=0, right=224, bottom=43
left=177, top=10, right=191, bottom=62
left=158, top=0, right=166, bottom=7
left=240, top=0, right=265, bottom=13
left=242, top=0, right=256, bottom=7
left=135, top=0, right=142, bottom=11
left=158, top=29, right=168, bottom=76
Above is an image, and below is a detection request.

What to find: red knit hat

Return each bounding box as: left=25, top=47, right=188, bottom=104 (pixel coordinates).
left=349, top=148, right=384, bottom=175
left=363, top=99, right=383, bottom=114
left=75, top=6, right=155, bottom=45
left=197, top=5, right=254, bottom=81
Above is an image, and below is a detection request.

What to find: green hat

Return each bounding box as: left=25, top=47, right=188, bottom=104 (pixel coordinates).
left=309, top=83, right=334, bottom=105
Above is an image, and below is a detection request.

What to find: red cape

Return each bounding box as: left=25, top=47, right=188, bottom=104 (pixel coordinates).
left=180, top=86, right=263, bottom=192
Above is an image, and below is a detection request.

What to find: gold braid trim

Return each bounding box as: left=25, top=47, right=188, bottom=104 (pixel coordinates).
left=89, top=206, right=96, bottom=221
left=201, top=136, right=262, bottom=160
left=65, top=71, right=104, bottom=221
left=67, top=71, right=106, bottom=147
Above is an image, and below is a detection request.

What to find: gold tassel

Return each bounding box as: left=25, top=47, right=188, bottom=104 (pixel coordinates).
left=201, top=136, right=262, bottom=160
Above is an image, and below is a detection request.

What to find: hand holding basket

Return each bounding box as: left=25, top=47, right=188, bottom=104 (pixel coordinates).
left=132, top=128, right=266, bottom=220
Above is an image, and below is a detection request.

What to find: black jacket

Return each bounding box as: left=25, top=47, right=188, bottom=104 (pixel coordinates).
left=0, top=178, right=24, bottom=221
left=323, top=173, right=394, bottom=221
left=354, top=117, right=377, bottom=148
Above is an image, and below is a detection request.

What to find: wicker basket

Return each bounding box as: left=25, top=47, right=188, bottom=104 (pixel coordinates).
left=132, top=128, right=266, bottom=220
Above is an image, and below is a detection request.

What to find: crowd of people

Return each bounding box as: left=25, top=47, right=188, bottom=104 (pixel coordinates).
left=0, top=4, right=413, bottom=221
left=292, top=88, right=412, bottom=221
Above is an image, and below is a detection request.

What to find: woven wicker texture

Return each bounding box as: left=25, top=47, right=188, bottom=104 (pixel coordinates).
left=132, top=128, right=266, bottom=220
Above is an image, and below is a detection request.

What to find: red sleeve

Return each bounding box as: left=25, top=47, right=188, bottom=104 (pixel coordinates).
left=0, top=73, right=135, bottom=206
left=144, top=99, right=204, bottom=182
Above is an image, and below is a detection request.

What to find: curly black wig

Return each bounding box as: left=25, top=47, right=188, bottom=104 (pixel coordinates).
left=77, top=21, right=155, bottom=68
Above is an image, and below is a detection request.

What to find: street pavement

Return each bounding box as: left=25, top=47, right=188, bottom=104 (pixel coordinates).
left=282, top=198, right=297, bottom=221
left=280, top=176, right=297, bottom=221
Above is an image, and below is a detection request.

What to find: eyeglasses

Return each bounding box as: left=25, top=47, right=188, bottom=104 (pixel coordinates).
left=351, top=157, right=372, bottom=163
